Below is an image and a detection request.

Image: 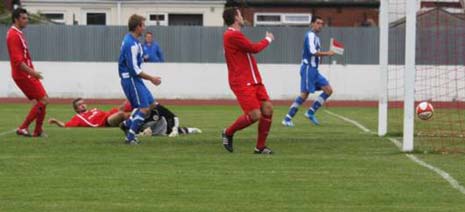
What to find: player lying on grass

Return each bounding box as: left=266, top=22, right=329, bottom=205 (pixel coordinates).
left=134, top=104, right=202, bottom=137
left=48, top=98, right=201, bottom=137
left=48, top=98, right=131, bottom=128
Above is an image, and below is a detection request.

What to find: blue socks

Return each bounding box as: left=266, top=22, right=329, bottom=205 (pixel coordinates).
left=285, top=96, right=305, bottom=121
left=286, top=92, right=331, bottom=121
left=125, top=109, right=146, bottom=141
left=308, top=92, right=330, bottom=114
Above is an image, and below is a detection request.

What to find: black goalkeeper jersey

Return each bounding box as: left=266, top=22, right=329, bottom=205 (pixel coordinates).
left=143, top=104, right=177, bottom=133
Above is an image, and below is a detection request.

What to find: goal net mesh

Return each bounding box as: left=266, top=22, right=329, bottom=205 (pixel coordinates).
left=387, top=0, right=465, bottom=152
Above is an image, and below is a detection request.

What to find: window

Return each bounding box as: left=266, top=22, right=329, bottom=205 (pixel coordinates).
left=255, top=13, right=281, bottom=26
left=254, top=13, right=312, bottom=26
left=150, top=14, right=165, bottom=21
left=284, top=14, right=311, bottom=23
left=147, top=13, right=167, bottom=26
left=168, top=14, right=203, bottom=26
left=86, top=13, right=106, bottom=25
left=42, top=13, right=65, bottom=24
left=257, top=14, right=281, bottom=22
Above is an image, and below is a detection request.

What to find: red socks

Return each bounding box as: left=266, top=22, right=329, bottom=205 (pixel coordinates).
left=19, top=102, right=40, bottom=129
left=33, top=102, right=46, bottom=136
left=225, top=113, right=272, bottom=150
left=19, top=102, right=46, bottom=136
left=225, top=114, right=255, bottom=136
left=257, top=114, right=272, bottom=150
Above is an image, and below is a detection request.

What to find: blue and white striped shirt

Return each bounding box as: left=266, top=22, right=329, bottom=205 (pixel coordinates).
left=302, top=30, right=320, bottom=69
left=118, top=33, right=144, bottom=79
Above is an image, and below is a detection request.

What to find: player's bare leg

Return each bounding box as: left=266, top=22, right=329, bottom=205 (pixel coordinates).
left=222, top=109, right=260, bottom=153
left=107, top=111, right=130, bottom=127
left=283, top=92, right=309, bottom=127
left=256, top=101, right=273, bottom=154
left=306, top=85, right=333, bottom=125
left=321, top=85, right=333, bottom=96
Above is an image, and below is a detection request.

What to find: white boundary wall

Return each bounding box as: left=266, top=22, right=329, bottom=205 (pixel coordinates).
left=0, top=62, right=380, bottom=100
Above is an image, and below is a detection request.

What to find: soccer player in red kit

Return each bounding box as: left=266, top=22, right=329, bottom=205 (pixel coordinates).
left=221, top=8, right=275, bottom=154
left=7, top=8, right=48, bottom=137
left=48, top=98, right=131, bottom=128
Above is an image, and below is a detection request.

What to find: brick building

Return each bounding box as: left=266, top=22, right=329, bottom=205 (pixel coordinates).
left=4, top=0, right=21, bottom=10
left=226, top=0, right=380, bottom=27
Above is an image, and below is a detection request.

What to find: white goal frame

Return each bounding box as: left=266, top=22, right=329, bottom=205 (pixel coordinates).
left=378, top=0, right=418, bottom=152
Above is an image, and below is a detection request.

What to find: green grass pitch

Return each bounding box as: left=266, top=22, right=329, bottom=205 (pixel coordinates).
left=1, top=103, right=465, bottom=211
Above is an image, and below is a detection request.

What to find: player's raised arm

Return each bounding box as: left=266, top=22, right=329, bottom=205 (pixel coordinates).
left=229, top=31, right=274, bottom=54
left=221, top=7, right=274, bottom=154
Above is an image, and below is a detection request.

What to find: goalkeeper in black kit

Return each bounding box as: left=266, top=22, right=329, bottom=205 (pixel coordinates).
left=137, top=104, right=202, bottom=137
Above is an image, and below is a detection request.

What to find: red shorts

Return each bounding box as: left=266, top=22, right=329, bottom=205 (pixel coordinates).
left=107, top=108, right=120, bottom=116
left=122, top=101, right=133, bottom=112
left=14, top=77, right=47, bottom=100
left=231, top=84, right=270, bottom=113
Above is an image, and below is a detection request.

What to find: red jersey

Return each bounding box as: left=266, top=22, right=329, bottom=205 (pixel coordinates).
left=65, top=108, right=118, bottom=128
left=6, top=26, right=34, bottom=80
left=223, top=27, right=271, bottom=87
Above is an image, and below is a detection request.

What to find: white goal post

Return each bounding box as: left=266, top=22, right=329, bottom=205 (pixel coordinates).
left=378, top=0, right=389, bottom=137
left=378, top=0, right=418, bottom=152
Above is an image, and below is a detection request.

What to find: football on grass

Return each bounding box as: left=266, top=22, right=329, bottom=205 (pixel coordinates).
left=416, top=101, right=434, bottom=120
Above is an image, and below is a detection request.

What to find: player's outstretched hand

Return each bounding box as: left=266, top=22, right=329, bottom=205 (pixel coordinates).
left=140, top=127, right=152, bottom=137
left=150, top=76, right=162, bottom=86
left=266, top=31, right=275, bottom=41
left=328, top=50, right=336, bottom=56
left=33, top=71, right=43, bottom=80
left=48, top=118, right=65, bottom=127
left=48, top=118, right=57, bottom=125
left=168, top=127, right=179, bottom=137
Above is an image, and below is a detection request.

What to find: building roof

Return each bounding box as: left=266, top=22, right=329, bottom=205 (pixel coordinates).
left=226, top=0, right=379, bottom=7
left=390, top=7, right=465, bottom=28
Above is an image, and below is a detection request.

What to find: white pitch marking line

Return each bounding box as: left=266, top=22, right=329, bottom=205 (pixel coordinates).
left=0, top=129, right=16, bottom=137
left=325, top=110, right=371, bottom=133
left=387, top=137, right=402, bottom=149
left=325, top=110, right=465, bottom=196
left=406, top=153, right=465, bottom=195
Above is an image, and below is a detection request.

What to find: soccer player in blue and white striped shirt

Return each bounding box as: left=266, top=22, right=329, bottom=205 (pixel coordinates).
left=118, top=14, right=162, bottom=144
left=282, top=16, right=335, bottom=127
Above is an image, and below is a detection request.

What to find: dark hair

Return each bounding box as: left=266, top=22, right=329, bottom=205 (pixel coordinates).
left=311, top=15, right=323, bottom=23
left=128, top=14, right=146, bottom=32
left=72, top=98, right=83, bottom=112
left=12, top=8, right=27, bottom=23
left=223, top=7, right=238, bottom=26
